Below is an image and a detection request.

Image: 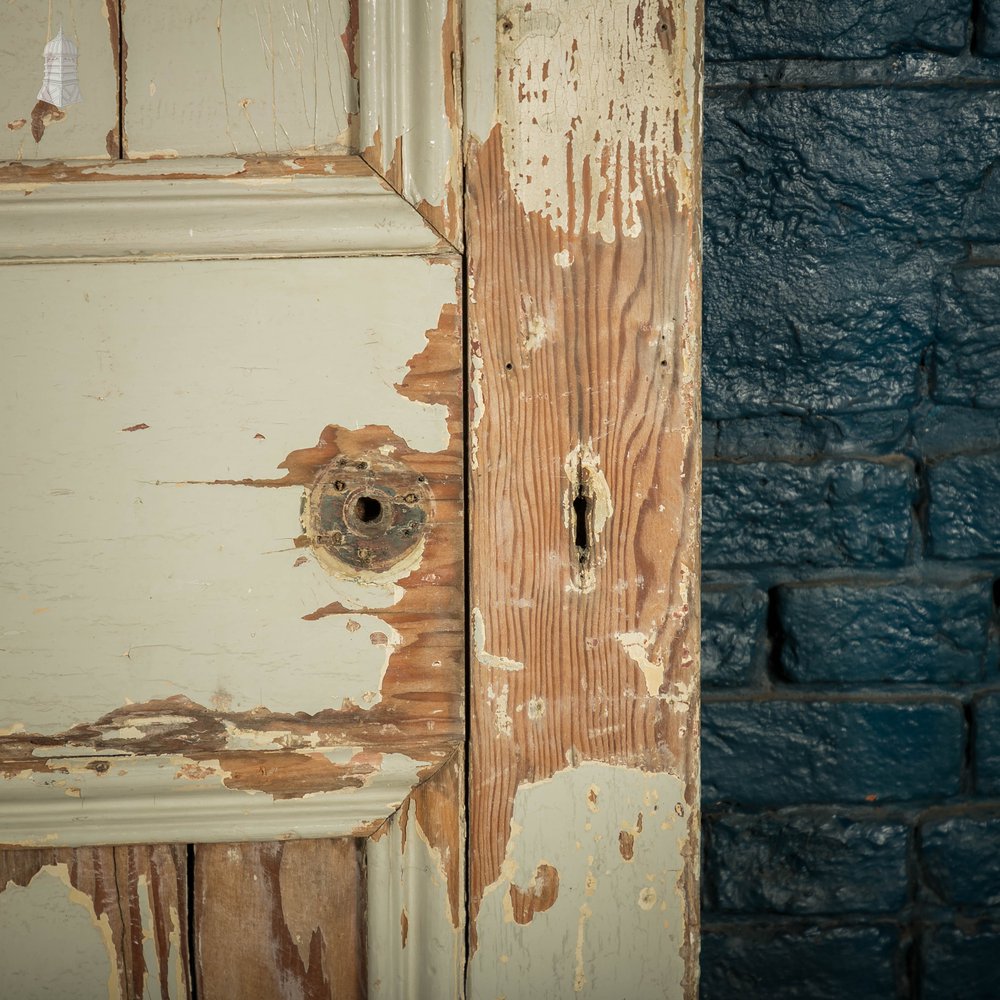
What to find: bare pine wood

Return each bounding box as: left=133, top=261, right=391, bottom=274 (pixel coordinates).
left=465, top=1, right=702, bottom=995
left=194, top=838, right=366, bottom=1000
left=0, top=844, right=190, bottom=999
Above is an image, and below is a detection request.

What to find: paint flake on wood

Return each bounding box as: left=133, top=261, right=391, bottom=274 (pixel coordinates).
left=465, top=0, right=702, bottom=996
left=1, top=0, right=119, bottom=161
left=195, top=838, right=365, bottom=1000
left=0, top=844, right=189, bottom=999
left=123, top=0, right=358, bottom=158
left=0, top=254, right=464, bottom=843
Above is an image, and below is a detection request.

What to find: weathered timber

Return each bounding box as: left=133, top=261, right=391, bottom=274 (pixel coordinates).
left=465, top=1, right=703, bottom=997
left=194, top=838, right=365, bottom=1000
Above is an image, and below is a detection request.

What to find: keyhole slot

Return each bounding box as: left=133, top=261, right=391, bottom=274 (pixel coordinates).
left=354, top=496, right=383, bottom=523
left=573, top=487, right=590, bottom=561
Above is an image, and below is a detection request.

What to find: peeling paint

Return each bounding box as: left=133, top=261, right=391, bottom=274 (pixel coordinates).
left=472, top=607, right=525, bottom=672
left=470, top=762, right=689, bottom=999
left=0, top=865, right=119, bottom=1000
left=615, top=630, right=665, bottom=697
left=495, top=0, right=698, bottom=241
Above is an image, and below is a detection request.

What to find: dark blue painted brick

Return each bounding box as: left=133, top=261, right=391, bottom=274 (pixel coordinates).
left=920, top=924, right=1000, bottom=1000
left=710, top=411, right=910, bottom=462
left=705, top=0, right=970, bottom=61
left=921, top=811, right=1000, bottom=906
left=704, top=87, right=1000, bottom=417
left=702, top=699, right=965, bottom=806
left=974, top=693, right=1000, bottom=795
left=928, top=453, right=1000, bottom=559
left=777, top=580, right=993, bottom=684
left=704, top=811, right=909, bottom=914
left=702, top=588, right=767, bottom=688
left=703, top=460, right=914, bottom=569
left=981, top=0, right=1000, bottom=57
left=935, top=264, right=1000, bottom=408
left=915, top=406, right=1000, bottom=459
left=700, top=924, right=897, bottom=1000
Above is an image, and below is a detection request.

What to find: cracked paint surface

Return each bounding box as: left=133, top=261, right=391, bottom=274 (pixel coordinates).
left=470, top=762, right=689, bottom=999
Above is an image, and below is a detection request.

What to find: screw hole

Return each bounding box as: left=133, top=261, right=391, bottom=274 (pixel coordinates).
left=505, top=361, right=514, bottom=371
left=333, top=479, right=346, bottom=491
left=354, top=496, right=383, bottom=523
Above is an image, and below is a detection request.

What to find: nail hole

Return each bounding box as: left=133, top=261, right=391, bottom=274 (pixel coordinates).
left=505, top=361, right=514, bottom=371
left=354, top=496, right=383, bottom=523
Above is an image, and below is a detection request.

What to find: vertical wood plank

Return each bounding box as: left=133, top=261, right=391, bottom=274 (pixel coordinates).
left=122, top=0, right=357, bottom=158
left=0, top=844, right=190, bottom=999
left=1, top=0, right=120, bottom=162
left=195, top=838, right=366, bottom=1000
left=464, top=1, right=703, bottom=997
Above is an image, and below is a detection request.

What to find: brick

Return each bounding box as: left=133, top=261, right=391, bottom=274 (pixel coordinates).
left=928, top=453, right=1000, bottom=559
left=921, top=811, right=1000, bottom=906
left=705, top=0, right=970, bottom=61
left=704, top=811, right=909, bottom=914
left=711, top=411, right=910, bottom=462
left=980, top=0, right=1000, bottom=57
left=702, top=588, right=768, bottom=688
left=934, top=264, right=1000, bottom=408
left=777, top=580, right=993, bottom=684
left=702, top=699, right=965, bottom=806
left=974, top=693, right=1000, bottom=796
left=920, top=924, right=1000, bottom=1000
left=915, top=406, right=1000, bottom=459
left=704, top=87, right=1000, bottom=418
left=703, top=460, right=914, bottom=569
left=700, top=924, right=897, bottom=1000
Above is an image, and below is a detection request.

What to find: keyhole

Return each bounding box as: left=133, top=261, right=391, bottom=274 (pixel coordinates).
left=573, top=488, right=590, bottom=558
left=354, top=496, right=383, bottom=523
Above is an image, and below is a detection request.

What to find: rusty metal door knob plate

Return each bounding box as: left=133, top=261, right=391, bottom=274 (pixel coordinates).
left=304, top=454, right=430, bottom=576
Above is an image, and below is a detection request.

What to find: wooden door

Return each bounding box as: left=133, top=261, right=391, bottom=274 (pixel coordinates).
left=0, top=2, right=702, bottom=997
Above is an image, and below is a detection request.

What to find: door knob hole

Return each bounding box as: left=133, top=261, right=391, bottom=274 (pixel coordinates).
left=354, top=496, right=383, bottom=523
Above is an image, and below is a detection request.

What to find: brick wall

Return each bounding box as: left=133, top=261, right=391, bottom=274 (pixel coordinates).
left=700, top=2, right=1000, bottom=996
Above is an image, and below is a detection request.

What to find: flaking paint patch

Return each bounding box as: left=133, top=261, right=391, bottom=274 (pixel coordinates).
left=472, top=607, right=524, bottom=672
left=469, top=762, right=688, bottom=999
left=496, top=0, right=698, bottom=241
left=615, top=630, right=665, bottom=697
left=0, top=864, right=120, bottom=1000
left=469, top=344, right=485, bottom=471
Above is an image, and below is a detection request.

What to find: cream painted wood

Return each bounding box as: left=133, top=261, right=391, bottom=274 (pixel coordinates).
left=123, top=0, right=357, bottom=158
left=0, top=167, right=447, bottom=261
left=1, top=0, right=119, bottom=162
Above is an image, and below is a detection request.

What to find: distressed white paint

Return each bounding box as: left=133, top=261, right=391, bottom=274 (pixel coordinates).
left=368, top=796, right=463, bottom=999
left=0, top=172, right=447, bottom=261
left=1, top=1, right=118, bottom=162
left=496, top=0, right=698, bottom=241
left=469, top=762, right=689, bottom=999
left=0, top=865, right=118, bottom=999
left=615, top=631, right=665, bottom=698
left=2, top=751, right=429, bottom=846
left=358, top=0, right=451, bottom=208
left=472, top=607, right=524, bottom=672
left=0, top=256, right=456, bottom=735
left=125, top=0, right=357, bottom=157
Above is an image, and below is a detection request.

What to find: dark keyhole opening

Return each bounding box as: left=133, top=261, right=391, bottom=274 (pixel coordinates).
left=573, top=489, right=590, bottom=554
left=354, top=496, right=383, bottom=523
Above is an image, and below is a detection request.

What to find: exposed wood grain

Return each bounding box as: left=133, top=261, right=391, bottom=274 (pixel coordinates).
left=0, top=844, right=189, bottom=998
left=1, top=0, right=119, bottom=162
left=465, top=1, right=702, bottom=996
left=195, top=839, right=365, bottom=1000
left=122, top=0, right=357, bottom=158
